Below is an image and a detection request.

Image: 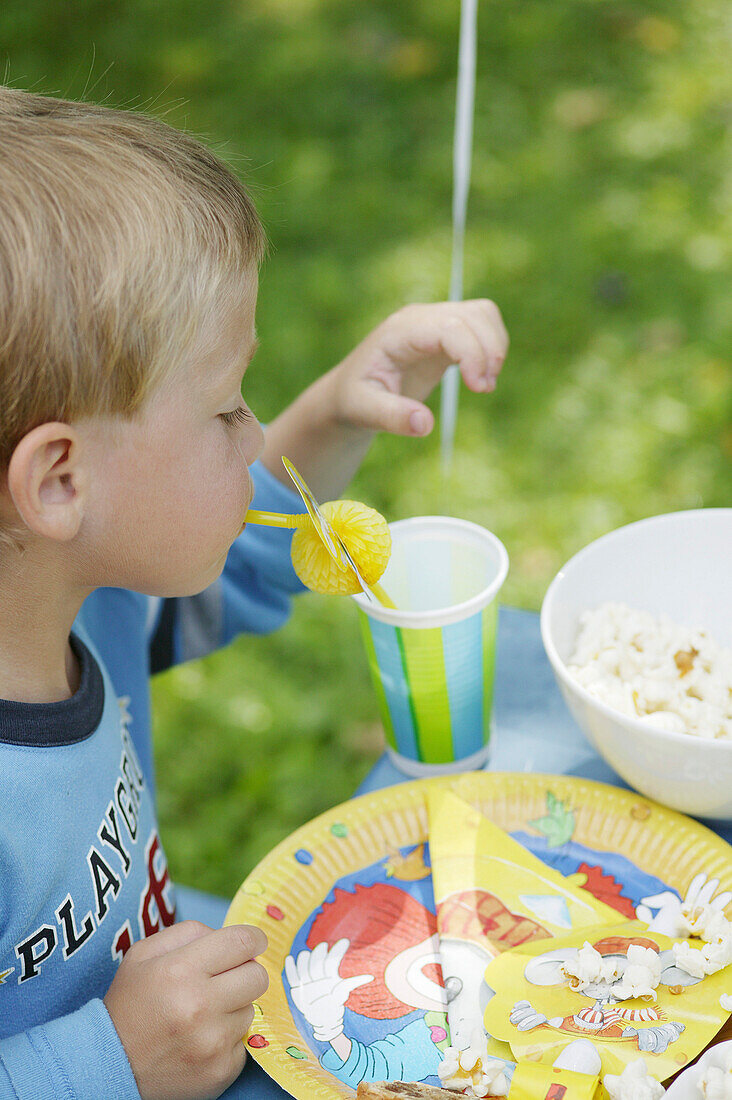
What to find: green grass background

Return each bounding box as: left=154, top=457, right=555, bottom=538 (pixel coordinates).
left=3, top=0, right=730, bottom=898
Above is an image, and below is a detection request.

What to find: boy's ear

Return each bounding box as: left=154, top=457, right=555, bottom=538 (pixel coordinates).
left=7, top=423, right=87, bottom=541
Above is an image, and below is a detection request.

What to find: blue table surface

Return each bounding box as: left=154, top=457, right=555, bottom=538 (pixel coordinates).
left=177, top=607, right=732, bottom=1099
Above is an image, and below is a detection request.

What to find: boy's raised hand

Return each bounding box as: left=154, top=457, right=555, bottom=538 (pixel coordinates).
left=261, top=297, right=508, bottom=501
left=104, top=920, right=268, bottom=1100
left=332, top=299, right=509, bottom=438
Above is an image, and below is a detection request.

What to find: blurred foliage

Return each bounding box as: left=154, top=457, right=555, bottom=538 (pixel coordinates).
left=2, top=0, right=730, bottom=897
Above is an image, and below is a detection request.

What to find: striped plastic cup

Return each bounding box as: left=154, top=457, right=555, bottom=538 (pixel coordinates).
left=354, top=516, right=509, bottom=777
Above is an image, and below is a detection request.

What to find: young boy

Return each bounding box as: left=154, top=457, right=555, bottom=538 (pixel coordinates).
left=0, top=87, right=508, bottom=1100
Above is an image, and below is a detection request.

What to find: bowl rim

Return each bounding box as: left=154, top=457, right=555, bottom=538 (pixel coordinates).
left=540, top=508, right=732, bottom=754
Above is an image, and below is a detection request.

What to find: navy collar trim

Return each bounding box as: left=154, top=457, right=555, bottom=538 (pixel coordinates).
left=0, top=635, right=105, bottom=747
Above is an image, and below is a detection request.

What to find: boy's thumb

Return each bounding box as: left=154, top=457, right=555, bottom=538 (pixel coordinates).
left=360, top=390, right=434, bottom=438
left=131, top=919, right=212, bottom=960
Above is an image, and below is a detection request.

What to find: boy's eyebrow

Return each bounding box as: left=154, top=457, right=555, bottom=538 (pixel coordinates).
left=206, top=334, right=260, bottom=394
left=198, top=327, right=258, bottom=398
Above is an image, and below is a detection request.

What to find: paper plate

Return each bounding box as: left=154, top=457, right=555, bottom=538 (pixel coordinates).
left=225, top=772, right=732, bottom=1099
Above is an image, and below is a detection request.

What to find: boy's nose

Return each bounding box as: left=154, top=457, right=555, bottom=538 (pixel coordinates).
left=250, top=418, right=265, bottom=463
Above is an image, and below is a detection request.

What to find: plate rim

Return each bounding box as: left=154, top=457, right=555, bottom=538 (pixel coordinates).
left=226, top=772, right=732, bottom=1099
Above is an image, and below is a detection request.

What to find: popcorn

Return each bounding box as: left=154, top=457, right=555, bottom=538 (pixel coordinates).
left=560, top=941, right=620, bottom=992
left=698, top=1066, right=732, bottom=1100
left=567, top=603, right=732, bottom=740
left=673, top=939, right=732, bottom=978
left=671, top=898, right=732, bottom=980
left=438, top=1036, right=510, bottom=1097
left=697, top=1045, right=732, bottom=1099
left=613, top=945, right=662, bottom=1003
left=702, top=938, right=732, bottom=973
left=603, top=1058, right=666, bottom=1099
left=673, top=941, right=709, bottom=979
left=720, top=993, right=732, bottom=1011
left=560, top=941, right=663, bottom=1001
left=703, top=912, right=732, bottom=945
left=681, top=904, right=732, bottom=945
left=673, top=926, right=732, bottom=979
left=473, top=1062, right=510, bottom=1098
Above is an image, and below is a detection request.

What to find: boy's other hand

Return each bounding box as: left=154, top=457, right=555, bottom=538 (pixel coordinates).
left=332, top=299, right=509, bottom=438
left=104, top=920, right=268, bottom=1100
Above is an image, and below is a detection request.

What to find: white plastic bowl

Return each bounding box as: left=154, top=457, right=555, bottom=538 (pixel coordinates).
left=665, top=1039, right=732, bottom=1097
left=541, top=509, right=732, bottom=819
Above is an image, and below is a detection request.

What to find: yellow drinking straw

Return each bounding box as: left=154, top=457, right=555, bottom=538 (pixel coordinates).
left=244, top=510, right=306, bottom=530
left=244, top=461, right=395, bottom=607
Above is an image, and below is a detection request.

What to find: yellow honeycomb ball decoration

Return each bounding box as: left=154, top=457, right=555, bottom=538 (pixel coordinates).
left=290, top=500, right=391, bottom=596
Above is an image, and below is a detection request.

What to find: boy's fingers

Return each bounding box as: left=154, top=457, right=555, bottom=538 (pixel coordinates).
left=422, top=300, right=506, bottom=390
left=214, top=958, right=270, bottom=1012
left=465, top=301, right=509, bottom=373
left=447, top=312, right=503, bottom=392
left=230, top=1004, right=256, bottom=1046
left=184, top=924, right=268, bottom=977
left=133, top=919, right=213, bottom=961
left=433, top=316, right=487, bottom=391
left=467, top=298, right=509, bottom=353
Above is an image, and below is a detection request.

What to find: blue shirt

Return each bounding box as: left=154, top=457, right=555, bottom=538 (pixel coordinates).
left=0, top=462, right=304, bottom=1100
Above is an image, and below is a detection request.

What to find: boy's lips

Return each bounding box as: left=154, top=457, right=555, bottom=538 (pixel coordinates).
left=239, top=487, right=254, bottom=532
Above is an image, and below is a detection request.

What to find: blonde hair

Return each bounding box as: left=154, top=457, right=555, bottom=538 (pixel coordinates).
left=0, top=86, right=266, bottom=472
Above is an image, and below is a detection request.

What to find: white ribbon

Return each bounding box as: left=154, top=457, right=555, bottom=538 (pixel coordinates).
left=440, top=0, right=479, bottom=470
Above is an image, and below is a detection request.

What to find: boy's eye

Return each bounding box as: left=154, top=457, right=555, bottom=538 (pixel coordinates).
left=219, top=406, right=252, bottom=428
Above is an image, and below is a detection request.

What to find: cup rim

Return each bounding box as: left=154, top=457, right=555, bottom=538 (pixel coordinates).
left=353, top=515, right=509, bottom=628
left=540, top=508, right=732, bottom=754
